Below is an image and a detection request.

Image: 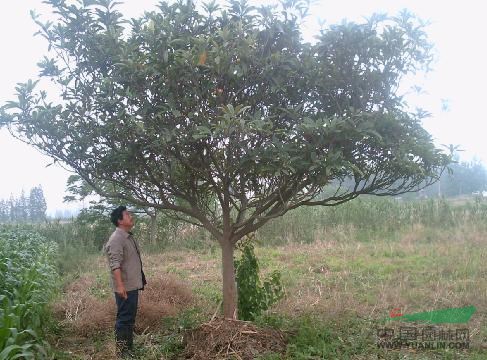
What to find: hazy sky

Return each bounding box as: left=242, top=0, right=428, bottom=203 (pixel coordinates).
left=1, top=0, right=486, bottom=215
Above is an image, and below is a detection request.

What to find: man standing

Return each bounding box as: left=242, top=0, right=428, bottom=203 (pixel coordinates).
left=104, top=206, right=147, bottom=358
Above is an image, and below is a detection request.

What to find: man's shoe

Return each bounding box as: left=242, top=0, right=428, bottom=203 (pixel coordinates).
left=115, top=327, right=135, bottom=359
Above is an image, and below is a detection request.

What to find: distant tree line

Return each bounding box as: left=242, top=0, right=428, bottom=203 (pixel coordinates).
left=419, top=159, right=487, bottom=198
left=0, top=186, right=47, bottom=222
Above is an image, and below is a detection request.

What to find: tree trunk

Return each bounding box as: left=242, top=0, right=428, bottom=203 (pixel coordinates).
left=221, top=238, right=237, bottom=319
left=149, top=213, right=157, bottom=246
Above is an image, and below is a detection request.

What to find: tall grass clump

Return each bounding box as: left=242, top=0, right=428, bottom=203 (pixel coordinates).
left=0, top=227, right=58, bottom=359
left=256, top=197, right=487, bottom=245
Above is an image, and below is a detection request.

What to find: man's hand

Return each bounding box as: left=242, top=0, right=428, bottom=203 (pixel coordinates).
left=116, top=284, right=127, bottom=300
left=113, top=268, right=127, bottom=300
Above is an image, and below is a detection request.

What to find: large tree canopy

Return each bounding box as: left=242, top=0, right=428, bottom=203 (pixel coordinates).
left=1, top=0, right=448, bottom=318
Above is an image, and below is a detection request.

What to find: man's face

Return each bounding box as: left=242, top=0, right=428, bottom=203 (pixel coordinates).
left=118, top=210, right=134, bottom=229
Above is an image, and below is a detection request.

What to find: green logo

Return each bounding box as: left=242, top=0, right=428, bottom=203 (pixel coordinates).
left=389, top=306, right=476, bottom=324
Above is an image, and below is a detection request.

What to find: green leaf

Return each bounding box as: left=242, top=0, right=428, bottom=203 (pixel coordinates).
left=0, top=345, right=23, bottom=359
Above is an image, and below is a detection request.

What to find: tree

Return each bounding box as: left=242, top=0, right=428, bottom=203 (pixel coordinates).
left=0, top=200, right=8, bottom=222
left=8, top=196, right=16, bottom=222
left=0, top=187, right=47, bottom=223
left=1, top=0, right=449, bottom=318
left=17, top=190, right=29, bottom=222
left=29, top=186, right=47, bottom=222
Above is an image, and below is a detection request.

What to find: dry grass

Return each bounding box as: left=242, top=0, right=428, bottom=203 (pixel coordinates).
left=160, top=224, right=486, bottom=334
left=51, top=275, right=113, bottom=337
left=53, top=273, right=194, bottom=338
left=267, top=223, right=487, bottom=351
left=182, top=318, right=288, bottom=360
left=52, top=221, right=487, bottom=357
left=138, top=274, right=194, bottom=332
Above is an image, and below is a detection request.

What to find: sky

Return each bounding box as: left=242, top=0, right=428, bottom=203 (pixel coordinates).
left=0, top=0, right=486, bottom=216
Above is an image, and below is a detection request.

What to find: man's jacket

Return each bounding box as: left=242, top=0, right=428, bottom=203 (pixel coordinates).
left=104, top=227, right=146, bottom=292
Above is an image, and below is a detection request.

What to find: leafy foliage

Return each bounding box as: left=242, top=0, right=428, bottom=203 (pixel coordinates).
left=1, top=0, right=448, bottom=238
left=0, top=227, right=58, bottom=359
left=235, top=234, right=283, bottom=321
left=1, top=0, right=449, bottom=317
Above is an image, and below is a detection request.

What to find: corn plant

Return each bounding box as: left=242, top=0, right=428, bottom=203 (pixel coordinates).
left=0, top=227, right=58, bottom=359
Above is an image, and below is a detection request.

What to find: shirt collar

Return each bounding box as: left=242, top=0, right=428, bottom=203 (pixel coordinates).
left=115, top=227, right=131, bottom=238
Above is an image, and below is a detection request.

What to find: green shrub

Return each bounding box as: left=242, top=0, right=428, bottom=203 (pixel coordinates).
left=235, top=235, right=284, bottom=321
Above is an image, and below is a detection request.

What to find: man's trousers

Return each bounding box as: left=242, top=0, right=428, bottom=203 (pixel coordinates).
left=114, top=290, right=139, bottom=357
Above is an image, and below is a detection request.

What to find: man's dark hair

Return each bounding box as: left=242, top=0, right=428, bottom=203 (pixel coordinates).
left=110, top=206, right=127, bottom=227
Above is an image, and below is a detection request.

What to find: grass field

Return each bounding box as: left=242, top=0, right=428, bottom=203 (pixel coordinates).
left=3, top=197, right=487, bottom=359
left=47, top=199, right=487, bottom=359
